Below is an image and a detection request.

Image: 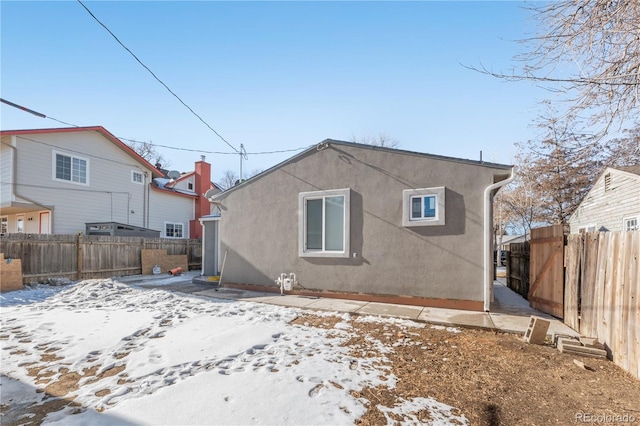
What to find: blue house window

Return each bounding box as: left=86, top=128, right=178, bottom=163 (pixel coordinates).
left=403, top=187, right=445, bottom=227
left=411, top=195, right=437, bottom=220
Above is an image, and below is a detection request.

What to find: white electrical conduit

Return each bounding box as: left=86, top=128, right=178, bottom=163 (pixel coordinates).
left=483, top=168, right=515, bottom=312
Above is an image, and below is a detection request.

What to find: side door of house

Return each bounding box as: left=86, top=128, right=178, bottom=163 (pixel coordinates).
left=528, top=225, right=565, bottom=318
left=39, top=212, right=51, bottom=234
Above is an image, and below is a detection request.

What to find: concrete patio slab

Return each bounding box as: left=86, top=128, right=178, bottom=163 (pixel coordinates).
left=264, top=295, right=320, bottom=308
left=489, top=312, right=579, bottom=338
left=193, top=288, right=277, bottom=302
left=417, top=307, right=496, bottom=330
left=304, top=298, right=369, bottom=313
left=355, top=302, right=424, bottom=319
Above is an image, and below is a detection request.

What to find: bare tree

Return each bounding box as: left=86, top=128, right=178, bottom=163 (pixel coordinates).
left=217, top=168, right=263, bottom=190
left=217, top=170, right=239, bottom=191
left=494, top=177, right=546, bottom=237
left=351, top=132, right=400, bottom=148
left=469, top=1, right=640, bottom=134
left=603, top=125, right=640, bottom=167
left=127, top=140, right=171, bottom=168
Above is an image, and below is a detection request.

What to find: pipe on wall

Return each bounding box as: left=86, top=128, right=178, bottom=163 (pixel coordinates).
left=483, top=168, right=515, bottom=312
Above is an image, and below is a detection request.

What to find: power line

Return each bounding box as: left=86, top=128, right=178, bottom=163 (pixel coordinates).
left=119, top=136, right=311, bottom=155
left=76, top=0, right=239, bottom=154
left=2, top=98, right=310, bottom=157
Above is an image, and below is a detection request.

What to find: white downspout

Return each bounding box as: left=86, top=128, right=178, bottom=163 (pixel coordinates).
left=483, top=168, right=515, bottom=312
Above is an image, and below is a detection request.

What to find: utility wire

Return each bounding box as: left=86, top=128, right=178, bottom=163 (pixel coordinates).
left=119, top=136, right=311, bottom=155
left=76, top=0, right=239, bottom=154
left=2, top=98, right=310, bottom=156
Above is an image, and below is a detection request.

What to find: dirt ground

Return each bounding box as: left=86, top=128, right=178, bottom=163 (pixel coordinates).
left=3, top=313, right=640, bottom=425
left=292, top=314, right=640, bottom=426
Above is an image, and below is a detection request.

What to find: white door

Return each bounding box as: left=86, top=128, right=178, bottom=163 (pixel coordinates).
left=39, top=212, right=51, bottom=234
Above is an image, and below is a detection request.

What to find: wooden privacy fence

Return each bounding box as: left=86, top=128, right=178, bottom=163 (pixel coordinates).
left=564, top=231, right=639, bottom=379
left=0, top=234, right=202, bottom=284
left=529, top=225, right=565, bottom=319
left=506, top=242, right=530, bottom=299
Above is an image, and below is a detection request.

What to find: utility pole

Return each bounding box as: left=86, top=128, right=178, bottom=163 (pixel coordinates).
left=239, top=143, right=248, bottom=184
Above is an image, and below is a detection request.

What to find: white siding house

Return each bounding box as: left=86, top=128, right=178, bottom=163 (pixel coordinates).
left=0, top=126, right=218, bottom=238
left=569, top=166, right=640, bottom=234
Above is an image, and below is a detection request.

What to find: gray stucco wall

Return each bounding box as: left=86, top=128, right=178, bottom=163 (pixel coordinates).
left=216, top=143, right=509, bottom=302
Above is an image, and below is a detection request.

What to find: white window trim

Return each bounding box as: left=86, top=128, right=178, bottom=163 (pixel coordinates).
left=1, top=216, right=8, bottom=234
left=623, top=215, right=639, bottom=231
left=52, top=150, right=90, bottom=186
left=131, top=170, right=144, bottom=184
left=579, top=224, right=597, bottom=233
left=402, top=187, right=445, bottom=227
left=298, top=188, right=350, bottom=258
left=16, top=214, right=25, bottom=233
left=164, top=221, right=185, bottom=239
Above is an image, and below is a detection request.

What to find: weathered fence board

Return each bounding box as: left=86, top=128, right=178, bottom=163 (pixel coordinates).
left=506, top=242, right=529, bottom=298
left=564, top=231, right=640, bottom=380
left=529, top=225, right=565, bottom=318
left=0, top=234, right=202, bottom=284
left=564, top=234, right=581, bottom=331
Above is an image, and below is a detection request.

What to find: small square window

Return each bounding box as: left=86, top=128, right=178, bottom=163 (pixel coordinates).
left=188, top=182, right=194, bottom=190
left=132, top=171, right=144, bottom=184
left=403, top=187, right=445, bottom=227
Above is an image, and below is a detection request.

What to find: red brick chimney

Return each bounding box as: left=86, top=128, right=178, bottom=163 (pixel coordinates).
left=190, top=157, right=211, bottom=239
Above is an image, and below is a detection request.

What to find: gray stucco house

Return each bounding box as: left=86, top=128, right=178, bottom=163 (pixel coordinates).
left=201, top=140, right=513, bottom=311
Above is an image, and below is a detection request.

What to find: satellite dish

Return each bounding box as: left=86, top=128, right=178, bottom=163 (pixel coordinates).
left=204, top=188, right=219, bottom=199
left=167, top=170, right=180, bottom=180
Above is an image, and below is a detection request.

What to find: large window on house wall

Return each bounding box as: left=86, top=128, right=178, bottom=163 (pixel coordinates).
left=53, top=151, right=88, bottom=185
left=1, top=217, right=7, bottom=234
left=165, top=222, right=184, bottom=238
left=298, top=188, right=350, bottom=258
left=402, top=187, right=445, bottom=227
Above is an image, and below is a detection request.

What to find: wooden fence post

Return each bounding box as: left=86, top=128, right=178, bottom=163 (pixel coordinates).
left=77, top=234, right=83, bottom=281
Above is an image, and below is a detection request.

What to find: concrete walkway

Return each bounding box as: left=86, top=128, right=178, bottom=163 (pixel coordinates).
left=120, top=271, right=578, bottom=338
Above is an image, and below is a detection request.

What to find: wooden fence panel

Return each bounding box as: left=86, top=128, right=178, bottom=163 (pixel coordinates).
left=81, top=236, right=144, bottom=280
left=0, top=234, right=202, bottom=284
left=564, top=234, right=582, bottom=331
left=529, top=225, right=565, bottom=318
left=506, top=242, right=529, bottom=298
left=627, top=231, right=640, bottom=379
left=564, top=230, right=640, bottom=380
left=579, top=232, right=601, bottom=338
left=0, top=234, right=78, bottom=281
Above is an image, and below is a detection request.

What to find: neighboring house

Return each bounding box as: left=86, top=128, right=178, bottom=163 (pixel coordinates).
left=496, top=233, right=529, bottom=251
left=201, top=140, right=513, bottom=311
left=0, top=126, right=219, bottom=239
left=150, top=158, right=220, bottom=239
left=569, top=166, right=640, bottom=234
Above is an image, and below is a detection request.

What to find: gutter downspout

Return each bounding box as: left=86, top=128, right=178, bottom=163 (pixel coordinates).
left=483, top=167, right=515, bottom=312
left=2, top=138, right=52, bottom=212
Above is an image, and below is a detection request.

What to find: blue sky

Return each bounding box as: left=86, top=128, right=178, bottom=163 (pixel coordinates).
left=1, top=1, right=543, bottom=182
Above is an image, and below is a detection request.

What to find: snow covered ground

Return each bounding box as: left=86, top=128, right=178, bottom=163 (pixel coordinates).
left=1, top=279, right=467, bottom=425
